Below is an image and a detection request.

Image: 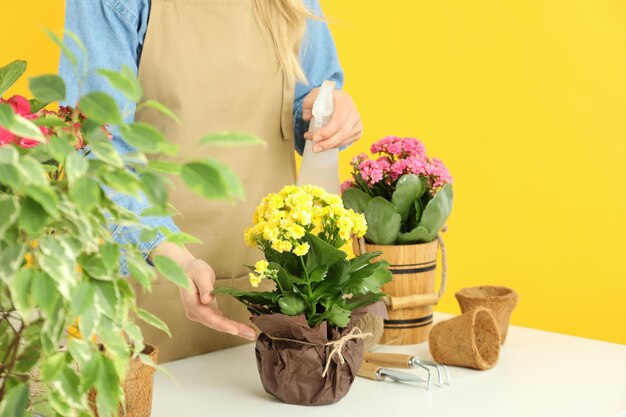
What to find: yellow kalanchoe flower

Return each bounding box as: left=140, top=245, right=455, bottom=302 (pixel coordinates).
left=249, top=272, right=262, bottom=288
left=243, top=185, right=368, bottom=256
left=254, top=260, right=269, bottom=274
left=293, top=242, right=310, bottom=256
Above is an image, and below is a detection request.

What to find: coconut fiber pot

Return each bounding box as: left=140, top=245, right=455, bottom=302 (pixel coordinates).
left=250, top=302, right=386, bottom=406
left=455, top=286, right=518, bottom=344
left=90, top=344, right=159, bottom=417
left=428, top=307, right=501, bottom=370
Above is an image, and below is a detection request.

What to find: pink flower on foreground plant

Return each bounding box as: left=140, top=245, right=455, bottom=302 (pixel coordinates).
left=0, top=95, right=44, bottom=148
left=0, top=98, right=112, bottom=150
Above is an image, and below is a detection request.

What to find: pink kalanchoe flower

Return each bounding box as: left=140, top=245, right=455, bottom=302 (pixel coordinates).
left=340, top=180, right=355, bottom=194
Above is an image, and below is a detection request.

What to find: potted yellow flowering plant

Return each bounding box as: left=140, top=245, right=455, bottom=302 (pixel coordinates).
left=214, top=185, right=391, bottom=406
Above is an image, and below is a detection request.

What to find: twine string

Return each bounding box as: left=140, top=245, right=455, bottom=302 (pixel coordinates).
left=265, top=327, right=372, bottom=377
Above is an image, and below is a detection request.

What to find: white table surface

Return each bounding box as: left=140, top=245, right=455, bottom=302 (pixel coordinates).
left=152, top=313, right=626, bottom=417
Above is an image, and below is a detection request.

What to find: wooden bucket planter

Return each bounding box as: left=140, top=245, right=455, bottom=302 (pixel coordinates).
left=353, top=236, right=447, bottom=345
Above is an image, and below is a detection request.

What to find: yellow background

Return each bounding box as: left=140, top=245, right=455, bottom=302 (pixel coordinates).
left=1, top=1, right=625, bottom=344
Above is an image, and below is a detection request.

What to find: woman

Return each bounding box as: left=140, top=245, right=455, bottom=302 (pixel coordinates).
left=60, top=0, right=362, bottom=362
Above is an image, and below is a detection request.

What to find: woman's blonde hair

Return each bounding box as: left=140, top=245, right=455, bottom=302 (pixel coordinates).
left=253, top=0, right=316, bottom=83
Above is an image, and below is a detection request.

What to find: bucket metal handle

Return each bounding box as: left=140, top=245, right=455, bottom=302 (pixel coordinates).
left=356, top=234, right=448, bottom=311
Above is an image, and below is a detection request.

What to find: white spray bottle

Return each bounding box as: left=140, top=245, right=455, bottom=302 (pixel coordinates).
left=297, top=80, right=339, bottom=194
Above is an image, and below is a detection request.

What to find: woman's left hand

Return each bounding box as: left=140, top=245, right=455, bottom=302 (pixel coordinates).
left=302, top=88, right=363, bottom=153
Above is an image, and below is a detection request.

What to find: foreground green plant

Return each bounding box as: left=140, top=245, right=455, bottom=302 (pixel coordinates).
left=0, top=37, right=258, bottom=417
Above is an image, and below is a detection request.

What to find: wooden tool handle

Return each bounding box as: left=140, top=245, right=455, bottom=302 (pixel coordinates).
left=389, top=293, right=439, bottom=310
left=364, top=352, right=412, bottom=368
left=357, top=361, right=382, bottom=380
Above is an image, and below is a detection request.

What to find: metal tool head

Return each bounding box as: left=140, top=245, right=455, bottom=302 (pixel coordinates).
left=411, top=358, right=450, bottom=386
left=378, top=368, right=431, bottom=390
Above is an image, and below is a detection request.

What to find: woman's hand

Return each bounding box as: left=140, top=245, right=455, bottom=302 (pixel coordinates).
left=150, top=243, right=257, bottom=341
left=302, top=88, right=363, bottom=153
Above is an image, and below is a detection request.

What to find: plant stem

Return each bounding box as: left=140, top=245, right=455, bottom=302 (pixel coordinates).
left=299, top=256, right=315, bottom=316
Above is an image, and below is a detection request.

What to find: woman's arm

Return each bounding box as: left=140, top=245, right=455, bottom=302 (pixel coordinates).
left=294, top=0, right=363, bottom=154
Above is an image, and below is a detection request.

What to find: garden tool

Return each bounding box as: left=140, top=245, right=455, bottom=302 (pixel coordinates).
left=357, top=361, right=431, bottom=389
left=363, top=352, right=451, bottom=387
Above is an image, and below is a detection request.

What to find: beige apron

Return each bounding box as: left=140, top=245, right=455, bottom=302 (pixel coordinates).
left=134, top=0, right=297, bottom=363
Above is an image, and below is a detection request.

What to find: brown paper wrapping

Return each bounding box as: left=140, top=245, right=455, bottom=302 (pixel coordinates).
left=250, top=302, right=387, bottom=406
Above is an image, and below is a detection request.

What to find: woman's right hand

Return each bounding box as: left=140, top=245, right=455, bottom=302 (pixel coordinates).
left=150, top=242, right=257, bottom=341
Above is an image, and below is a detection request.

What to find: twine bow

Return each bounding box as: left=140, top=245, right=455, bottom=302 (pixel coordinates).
left=265, top=327, right=372, bottom=378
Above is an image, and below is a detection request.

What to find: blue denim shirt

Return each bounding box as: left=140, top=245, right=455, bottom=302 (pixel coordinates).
left=59, top=0, right=344, bottom=273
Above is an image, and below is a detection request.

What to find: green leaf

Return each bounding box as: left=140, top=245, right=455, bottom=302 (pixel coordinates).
left=94, top=281, right=118, bottom=318
left=126, top=256, right=154, bottom=290
left=120, top=122, right=166, bottom=153
left=65, top=151, right=88, bottom=186
left=137, top=99, right=180, bottom=124
left=30, top=98, right=50, bottom=113
left=0, top=60, right=26, bottom=96
left=89, top=139, right=124, bottom=168
left=153, top=256, right=191, bottom=290
left=10, top=268, right=33, bottom=312
left=349, top=251, right=383, bottom=273
left=147, top=159, right=181, bottom=174
left=18, top=197, right=48, bottom=235
left=359, top=267, right=393, bottom=294
left=163, top=230, right=201, bottom=246
left=200, top=131, right=265, bottom=146
left=0, top=144, right=19, bottom=164
left=180, top=160, right=230, bottom=200
left=417, top=183, right=453, bottom=238
left=20, top=155, right=49, bottom=186
left=0, top=383, right=28, bottom=417
left=391, top=174, right=425, bottom=222
left=309, top=266, right=328, bottom=283
left=95, top=355, right=122, bottom=417
left=325, top=304, right=351, bottom=328
left=101, top=168, right=139, bottom=195
left=40, top=352, right=67, bottom=382
left=80, top=350, right=100, bottom=390
left=304, top=232, right=347, bottom=273
left=48, top=134, right=76, bottom=161
left=363, top=197, right=401, bottom=245
left=140, top=171, right=167, bottom=209
left=310, top=259, right=350, bottom=301
left=0, top=244, right=26, bottom=283
left=397, top=225, right=431, bottom=244
left=212, top=287, right=279, bottom=306
left=28, top=74, right=66, bottom=102
left=82, top=256, right=110, bottom=280
left=69, top=176, right=101, bottom=211
left=78, top=92, right=123, bottom=125
left=71, top=280, right=95, bottom=315
left=31, top=271, right=60, bottom=317
left=278, top=292, right=306, bottom=316
left=0, top=195, right=20, bottom=239
left=344, top=261, right=391, bottom=295
left=98, top=65, right=143, bottom=102
left=341, top=187, right=372, bottom=214
left=25, top=186, right=59, bottom=218
left=137, top=308, right=171, bottom=336
left=45, top=29, right=77, bottom=67
left=344, top=292, right=386, bottom=311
